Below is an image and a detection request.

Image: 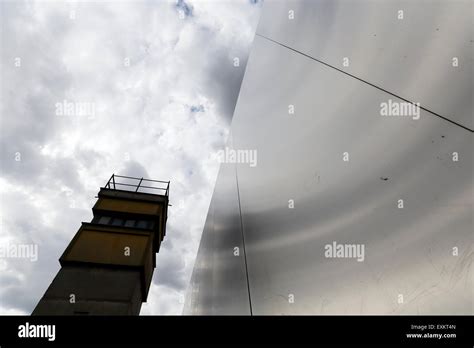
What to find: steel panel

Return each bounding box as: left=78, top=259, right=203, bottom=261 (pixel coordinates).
left=232, top=35, right=472, bottom=315
left=257, top=0, right=473, bottom=130
left=184, top=161, right=250, bottom=315
left=185, top=0, right=473, bottom=315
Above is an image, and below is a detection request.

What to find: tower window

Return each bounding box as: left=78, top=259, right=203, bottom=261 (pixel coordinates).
left=111, top=218, right=124, bottom=226
left=93, top=215, right=154, bottom=230
left=97, top=216, right=111, bottom=225
left=136, top=220, right=148, bottom=229
left=124, top=219, right=136, bottom=227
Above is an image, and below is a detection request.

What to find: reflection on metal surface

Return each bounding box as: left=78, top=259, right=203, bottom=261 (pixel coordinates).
left=184, top=161, right=251, bottom=314
left=185, top=0, right=473, bottom=315
left=257, top=0, right=473, bottom=130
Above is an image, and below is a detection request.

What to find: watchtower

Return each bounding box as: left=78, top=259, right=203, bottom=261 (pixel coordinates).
left=32, top=175, right=169, bottom=315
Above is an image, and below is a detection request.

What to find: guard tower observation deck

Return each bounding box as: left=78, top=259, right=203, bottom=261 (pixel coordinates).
left=33, top=175, right=170, bottom=315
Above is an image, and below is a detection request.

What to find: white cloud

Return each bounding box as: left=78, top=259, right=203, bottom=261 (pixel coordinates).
left=0, top=0, right=262, bottom=315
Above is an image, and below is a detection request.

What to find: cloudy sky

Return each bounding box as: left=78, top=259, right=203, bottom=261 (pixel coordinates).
left=0, top=0, right=262, bottom=315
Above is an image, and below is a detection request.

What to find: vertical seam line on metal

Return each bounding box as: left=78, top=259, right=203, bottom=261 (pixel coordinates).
left=235, top=164, right=253, bottom=315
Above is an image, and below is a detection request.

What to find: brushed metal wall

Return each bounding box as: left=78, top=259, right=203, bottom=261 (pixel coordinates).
left=184, top=160, right=251, bottom=314
left=185, top=0, right=473, bottom=315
